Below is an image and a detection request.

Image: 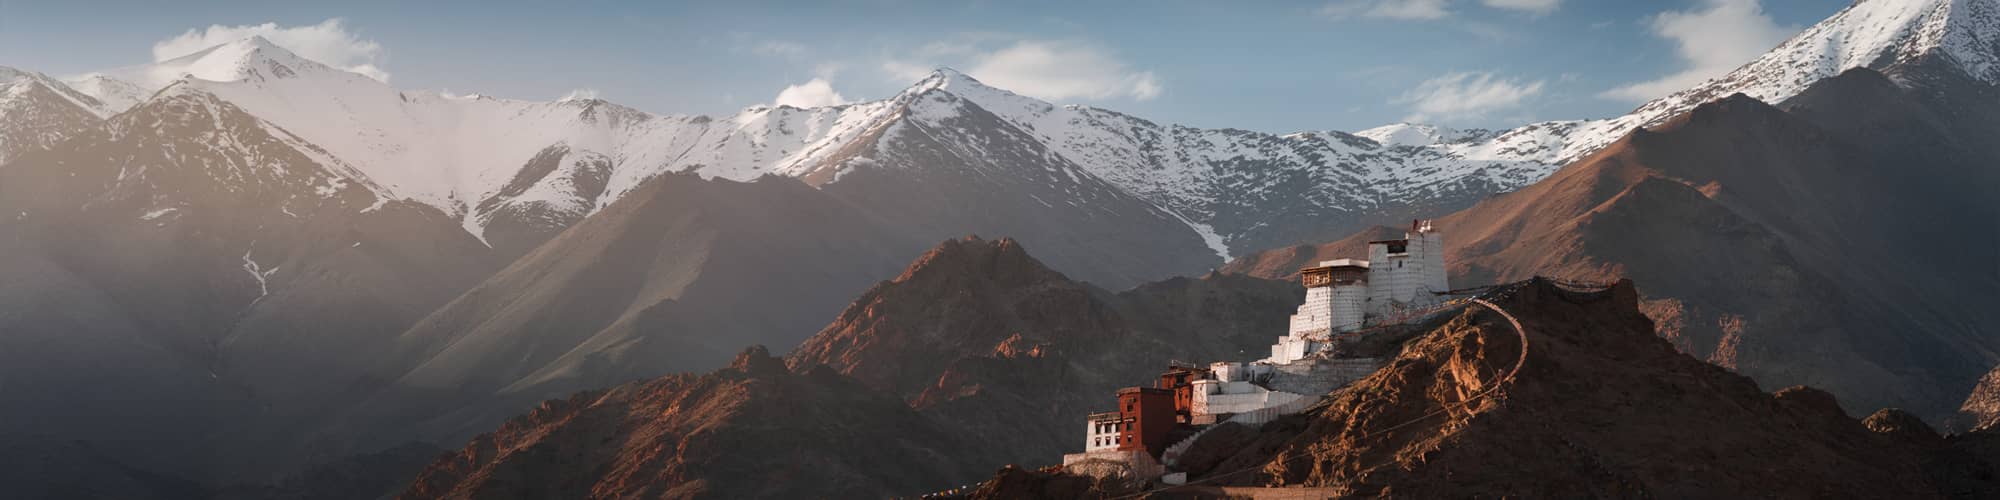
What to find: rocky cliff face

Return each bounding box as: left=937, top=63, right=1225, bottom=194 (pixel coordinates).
left=398, top=346, right=984, bottom=500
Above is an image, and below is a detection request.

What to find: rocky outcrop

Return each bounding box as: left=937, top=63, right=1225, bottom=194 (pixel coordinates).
left=399, top=346, right=985, bottom=499
left=1961, top=367, right=2000, bottom=431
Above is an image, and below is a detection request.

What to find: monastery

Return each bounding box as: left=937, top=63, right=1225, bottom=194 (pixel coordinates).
left=1062, top=221, right=1450, bottom=482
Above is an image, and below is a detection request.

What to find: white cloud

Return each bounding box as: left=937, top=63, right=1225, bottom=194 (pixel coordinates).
left=152, top=18, right=390, bottom=82
left=772, top=78, right=848, bottom=108
left=964, top=40, right=1160, bottom=101
left=557, top=88, right=600, bottom=102
left=1482, top=0, right=1560, bottom=15
left=1319, top=0, right=1451, bottom=20
left=1397, top=71, right=1545, bottom=123
left=1600, top=0, right=1792, bottom=102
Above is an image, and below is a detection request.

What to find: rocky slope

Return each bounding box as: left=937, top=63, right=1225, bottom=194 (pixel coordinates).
left=327, top=172, right=922, bottom=456
left=0, top=81, right=504, bottom=482
left=787, top=236, right=1299, bottom=470
left=1226, top=64, right=2000, bottom=420
left=397, top=237, right=1299, bottom=498
left=398, top=346, right=986, bottom=499
left=971, top=279, right=2000, bottom=498
left=1961, top=367, right=2000, bottom=430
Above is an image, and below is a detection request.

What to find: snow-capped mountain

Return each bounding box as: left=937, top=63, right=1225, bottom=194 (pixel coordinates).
left=34, top=0, right=2000, bottom=262
left=1480, top=0, right=2000, bottom=167
left=51, top=38, right=1563, bottom=259
left=0, top=67, right=108, bottom=162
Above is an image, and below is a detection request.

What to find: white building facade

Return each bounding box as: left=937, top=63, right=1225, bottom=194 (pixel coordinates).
left=1365, top=220, right=1449, bottom=315
left=1084, top=411, right=1121, bottom=452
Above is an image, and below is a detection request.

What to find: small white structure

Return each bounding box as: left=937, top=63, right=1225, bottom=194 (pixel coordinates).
left=1189, top=361, right=1303, bottom=423
left=1084, top=411, right=1121, bottom=452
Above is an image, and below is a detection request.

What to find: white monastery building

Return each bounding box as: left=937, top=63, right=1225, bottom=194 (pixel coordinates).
left=1064, top=221, right=1451, bottom=477
left=1268, top=220, right=1448, bottom=364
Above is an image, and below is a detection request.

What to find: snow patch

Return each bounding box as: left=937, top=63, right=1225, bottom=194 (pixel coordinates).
left=141, top=207, right=179, bottom=221
left=240, top=246, right=280, bottom=305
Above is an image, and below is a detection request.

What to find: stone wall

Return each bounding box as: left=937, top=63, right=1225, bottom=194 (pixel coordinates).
left=1266, top=357, right=1383, bottom=396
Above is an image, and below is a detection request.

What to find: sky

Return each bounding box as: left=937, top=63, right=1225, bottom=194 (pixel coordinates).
left=0, top=0, right=1850, bottom=133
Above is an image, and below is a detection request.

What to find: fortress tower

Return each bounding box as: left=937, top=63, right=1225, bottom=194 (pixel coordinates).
left=1364, top=220, right=1448, bottom=316
left=1265, top=220, right=1448, bottom=364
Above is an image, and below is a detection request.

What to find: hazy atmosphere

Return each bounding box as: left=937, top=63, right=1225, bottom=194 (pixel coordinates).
left=6, top=1, right=2000, bottom=498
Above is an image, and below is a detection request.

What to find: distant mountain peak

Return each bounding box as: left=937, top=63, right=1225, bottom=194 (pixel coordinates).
left=1626, top=0, right=2000, bottom=128
left=152, top=35, right=331, bottom=84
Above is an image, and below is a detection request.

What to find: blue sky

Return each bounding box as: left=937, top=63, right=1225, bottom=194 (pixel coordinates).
left=0, top=0, right=1847, bottom=133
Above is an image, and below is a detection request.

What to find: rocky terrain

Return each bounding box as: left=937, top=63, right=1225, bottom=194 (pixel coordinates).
left=13, top=1, right=2000, bottom=496
left=1228, top=64, right=2000, bottom=421
left=786, top=236, right=1299, bottom=469
left=398, top=347, right=985, bottom=499
left=395, top=236, right=1301, bottom=498
left=975, top=279, right=2000, bottom=498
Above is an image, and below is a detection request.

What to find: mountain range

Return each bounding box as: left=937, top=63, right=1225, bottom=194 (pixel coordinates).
left=8, top=0, right=2000, bottom=496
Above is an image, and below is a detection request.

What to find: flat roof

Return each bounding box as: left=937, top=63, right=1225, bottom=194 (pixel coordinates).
left=1318, top=258, right=1370, bottom=268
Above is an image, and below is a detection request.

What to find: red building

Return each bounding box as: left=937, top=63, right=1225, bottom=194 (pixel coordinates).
left=1156, top=366, right=1207, bottom=424
left=1116, top=387, right=1176, bottom=456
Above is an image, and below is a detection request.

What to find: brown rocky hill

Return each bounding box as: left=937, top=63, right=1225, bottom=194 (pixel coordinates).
left=985, top=279, right=2000, bottom=498
left=405, top=237, right=1298, bottom=498
left=1224, top=65, right=2000, bottom=420
left=786, top=236, right=1299, bottom=471
left=398, top=346, right=984, bottom=499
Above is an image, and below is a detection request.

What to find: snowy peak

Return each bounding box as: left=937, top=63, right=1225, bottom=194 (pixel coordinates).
left=1708, top=0, right=1996, bottom=94
left=1460, top=0, right=2000, bottom=168
left=66, top=35, right=358, bottom=114
left=1, top=66, right=107, bottom=115
left=0, top=66, right=107, bottom=162
left=1355, top=123, right=1494, bottom=148
left=148, top=35, right=336, bottom=85
left=1630, top=0, right=2000, bottom=128
left=898, top=68, right=1058, bottom=125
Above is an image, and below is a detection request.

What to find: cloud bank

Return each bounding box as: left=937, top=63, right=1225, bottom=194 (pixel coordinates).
left=1601, top=0, right=1791, bottom=102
